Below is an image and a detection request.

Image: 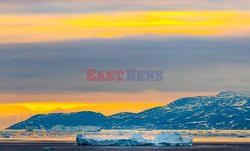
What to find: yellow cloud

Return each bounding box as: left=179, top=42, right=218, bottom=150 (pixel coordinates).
left=10, top=102, right=161, bottom=115
left=0, top=105, right=31, bottom=116
left=1, top=11, right=250, bottom=44
left=0, top=91, right=215, bottom=115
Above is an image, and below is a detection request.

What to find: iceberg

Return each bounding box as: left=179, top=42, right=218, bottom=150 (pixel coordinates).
left=153, top=133, right=192, bottom=146
left=76, top=132, right=192, bottom=147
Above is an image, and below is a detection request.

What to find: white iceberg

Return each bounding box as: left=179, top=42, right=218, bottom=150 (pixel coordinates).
left=153, top=133, right=192, bottom=146
left=76, top=132, right=192, bottom=146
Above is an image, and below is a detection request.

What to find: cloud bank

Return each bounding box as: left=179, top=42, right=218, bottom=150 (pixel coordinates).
left=1, top=36, right=250, bottom=93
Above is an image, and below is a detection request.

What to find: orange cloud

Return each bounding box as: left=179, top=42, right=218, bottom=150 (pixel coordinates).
left=1, top=11, right=250, bottom=44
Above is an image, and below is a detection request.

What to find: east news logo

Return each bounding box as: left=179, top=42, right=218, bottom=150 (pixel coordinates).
left=86, top=69, right=163, bottom=81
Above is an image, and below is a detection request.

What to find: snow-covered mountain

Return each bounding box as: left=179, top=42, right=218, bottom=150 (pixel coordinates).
left=8, top=91, right=250, bottom=130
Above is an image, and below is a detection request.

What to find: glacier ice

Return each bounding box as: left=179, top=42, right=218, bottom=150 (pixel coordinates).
left=153, top=133, right=192, bottom=146
left=76, top=132, right=193, bottom=146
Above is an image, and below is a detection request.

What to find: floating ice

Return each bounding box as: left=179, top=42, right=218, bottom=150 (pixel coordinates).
left=76, top=132, right=193, bottom=147
left=153, top=133, right=192, bottom=146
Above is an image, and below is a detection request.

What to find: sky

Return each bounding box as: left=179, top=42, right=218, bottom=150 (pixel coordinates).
left=0, top=0, right=250, bottom=129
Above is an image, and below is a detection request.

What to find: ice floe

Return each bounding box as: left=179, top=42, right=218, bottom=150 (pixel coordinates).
left=76, top=132, right=193, bottom=146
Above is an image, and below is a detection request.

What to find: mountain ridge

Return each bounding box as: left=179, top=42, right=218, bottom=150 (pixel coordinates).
left=8, top=91, right=250, bottom=130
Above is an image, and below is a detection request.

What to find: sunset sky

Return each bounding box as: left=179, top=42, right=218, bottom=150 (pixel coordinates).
left=0, top=0, right=250, bottom=129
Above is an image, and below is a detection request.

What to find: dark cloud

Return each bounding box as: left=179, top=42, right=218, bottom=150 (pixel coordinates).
left=0, top=36, right=250, bottom=92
